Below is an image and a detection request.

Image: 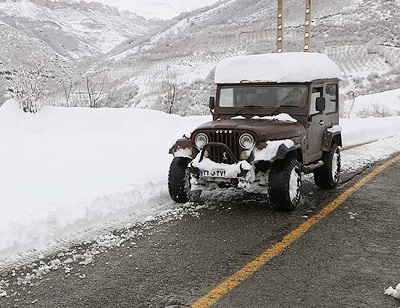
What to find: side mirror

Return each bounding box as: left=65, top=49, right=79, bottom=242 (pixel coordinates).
left=209, top=96, right=215, bottom=110
left=316, top=97, right=325, bottom=113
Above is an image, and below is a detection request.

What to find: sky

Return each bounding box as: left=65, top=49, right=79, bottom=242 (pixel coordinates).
left=92, top=0, right=221, bottom=19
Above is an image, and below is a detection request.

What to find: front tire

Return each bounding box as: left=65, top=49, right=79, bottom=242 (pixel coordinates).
left=168, top=157, right=201, bottom=203
left=268, top=158, right=302, bottom=212
left=314, top=144, right=341, bottom=189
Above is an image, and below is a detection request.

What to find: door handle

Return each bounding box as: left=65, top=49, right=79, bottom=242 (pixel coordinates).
left=319, top=120, right=325, bottom=125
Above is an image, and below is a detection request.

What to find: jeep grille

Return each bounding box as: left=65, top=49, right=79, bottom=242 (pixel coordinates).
left=209, top=130, right=240, bottom=164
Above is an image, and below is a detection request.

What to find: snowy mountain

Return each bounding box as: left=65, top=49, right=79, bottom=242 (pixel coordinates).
left=90, top=0, right=221, bottom=20
left=75, top=0, right=400, bottom=114
left=1, top=0, right=400, bottom=114
left=122, top=0, right=181, bottom=20
left=0, top=0, right=155, bottom=58
left=0, top=0, right=162, bottom=104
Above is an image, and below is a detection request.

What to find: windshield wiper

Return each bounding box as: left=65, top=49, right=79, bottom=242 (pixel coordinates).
left=271, top=104, right=300, bottom=116
left=271, top=106, right=283, bottom=116
left=232, top=105, right=262, bottom=117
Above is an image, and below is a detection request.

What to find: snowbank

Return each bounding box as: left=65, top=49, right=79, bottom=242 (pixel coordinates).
left=340, top=116, right=400, bottom=148
left=343, top=88, right=400, bottom=118
left=0, top=101, right=209, bottom=263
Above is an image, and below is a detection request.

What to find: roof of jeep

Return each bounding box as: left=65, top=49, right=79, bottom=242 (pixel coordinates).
left=215, top=52, right=341, bottom=84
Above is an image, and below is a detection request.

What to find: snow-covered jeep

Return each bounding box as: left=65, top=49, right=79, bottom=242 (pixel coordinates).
left=168, top=52, right=342, bottom=211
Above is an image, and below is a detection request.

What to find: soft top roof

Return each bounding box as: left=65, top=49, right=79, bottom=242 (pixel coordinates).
left=215, top=52, right=340, bottom=84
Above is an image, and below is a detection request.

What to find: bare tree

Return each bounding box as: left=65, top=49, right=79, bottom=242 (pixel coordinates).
left=7, top=62, right=48, bottom=113
left=158, top=80, right=182, bottom=114
left=357, top=103, right=393, bottom=118
left=86, top=76, right=104, bottom=108
left=62, top=80, right=74, bottom=107
left=101, top=85, right=139, bottom=108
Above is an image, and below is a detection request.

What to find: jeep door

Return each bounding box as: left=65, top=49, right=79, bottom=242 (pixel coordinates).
left=306, top=83, right=339, bottom=163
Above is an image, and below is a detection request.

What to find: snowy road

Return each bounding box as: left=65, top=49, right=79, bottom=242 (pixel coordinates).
left=0, top=152, right=399, bottom=307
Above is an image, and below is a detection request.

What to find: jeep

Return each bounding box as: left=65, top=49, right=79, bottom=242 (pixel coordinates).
left=168, top=52, right=342, bottom=211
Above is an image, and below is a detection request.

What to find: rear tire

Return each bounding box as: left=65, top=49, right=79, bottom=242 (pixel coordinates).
left=268, top=158, right=302, bottom=212
left=314, top=144, right=341, bottom=189
left=168, top=157, right=201, bottom=203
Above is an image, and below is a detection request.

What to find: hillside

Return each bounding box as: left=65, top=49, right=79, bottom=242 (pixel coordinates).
left=0, top=0, right=162, bottom=104
left=1, top=0, right=400, bottom=115
left=79, top=0, right=400, bottom=115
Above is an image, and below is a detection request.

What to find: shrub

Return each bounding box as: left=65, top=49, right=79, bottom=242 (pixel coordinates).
left=357, top=102, right=393, bottom=118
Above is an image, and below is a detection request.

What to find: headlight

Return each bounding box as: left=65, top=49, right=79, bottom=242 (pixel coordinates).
left=194, top=133, right=208, bottom=148
left=239, top=133, right=255, bottom=150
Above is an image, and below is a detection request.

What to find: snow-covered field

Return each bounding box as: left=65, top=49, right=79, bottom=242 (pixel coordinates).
left=0, top=90, right=399, bottom=274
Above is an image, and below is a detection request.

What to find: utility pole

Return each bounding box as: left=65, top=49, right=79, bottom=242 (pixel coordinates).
left=276, top=0, right=312, bottom=53
left=304, top=0, right=312, bottom=52
left=277, top=0, right=283, bottom=53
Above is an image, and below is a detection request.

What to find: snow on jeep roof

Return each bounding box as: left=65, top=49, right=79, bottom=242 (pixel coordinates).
left=215, top=52, right=340, bottom=84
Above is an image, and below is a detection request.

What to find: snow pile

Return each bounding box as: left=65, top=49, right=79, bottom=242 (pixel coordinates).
left=344, top=88, right=400, bottom=118
left=215, top=53, right=341, bottom=84
left=254, top=139, right=295, bottom=162
left=340, top=116, right=400, bottom=149
left=252, top=113, right=297, bottom=123
left=385, top=283, right=400, bottom=299
left=0, top=100, right=209, bottom=264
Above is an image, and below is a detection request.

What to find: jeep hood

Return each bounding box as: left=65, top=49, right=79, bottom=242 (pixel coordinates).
left=193, top=119, right=304, bottom=141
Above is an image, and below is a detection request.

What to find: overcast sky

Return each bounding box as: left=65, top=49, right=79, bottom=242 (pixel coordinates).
left=92, top=0, right=220, bottom=19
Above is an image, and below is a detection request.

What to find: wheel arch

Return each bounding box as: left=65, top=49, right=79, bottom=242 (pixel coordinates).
left=275, top=143, right=303, bottom=163
left=169, top=138, right=197, bottom=158
left=322, top=131, right=342, bottom=151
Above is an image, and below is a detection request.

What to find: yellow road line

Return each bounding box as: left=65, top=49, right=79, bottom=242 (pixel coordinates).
left=191, top=153, right=400, bottom=308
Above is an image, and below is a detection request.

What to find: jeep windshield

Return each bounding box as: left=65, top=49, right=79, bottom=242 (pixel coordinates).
left=218, top=85, right=307, bottom=109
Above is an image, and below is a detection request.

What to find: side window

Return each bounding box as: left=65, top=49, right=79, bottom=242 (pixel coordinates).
left=219, top=88, right=234, bottom=107
left=310, top=86, right=323, bottom=115
left=325, top=84, right=338, bottom=113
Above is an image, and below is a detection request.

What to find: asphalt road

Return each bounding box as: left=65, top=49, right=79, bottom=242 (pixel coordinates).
left=1, top=153, right=399, bottom=308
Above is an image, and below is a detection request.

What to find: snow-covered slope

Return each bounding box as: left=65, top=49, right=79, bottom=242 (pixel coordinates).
left=2, top=0, right=400, bottom=114
left=0, top=0, right=162, bottom=105
left=91, top=0, right=221, bottom=20
left=0, top=0, right=154, bottom=58
left=76, top=0, right=400, bottom=115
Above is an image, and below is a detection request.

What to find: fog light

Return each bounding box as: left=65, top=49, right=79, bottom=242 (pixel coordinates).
left=240, top=151, right=250, bottom=160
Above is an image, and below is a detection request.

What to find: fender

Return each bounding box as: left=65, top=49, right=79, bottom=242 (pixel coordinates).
left=276, top=143, right=302, bottom=160
left=169, top=137, right=197, bottom=158
left=322, top=130, right=342, bottom=151
left=254, top=139, right=301, bottom=162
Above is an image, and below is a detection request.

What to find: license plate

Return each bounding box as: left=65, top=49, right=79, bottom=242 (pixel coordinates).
left=200, top=170, right=226, bottom=177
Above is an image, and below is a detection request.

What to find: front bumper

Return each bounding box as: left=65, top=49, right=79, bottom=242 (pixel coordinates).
left=189, top=143, right=258, bottom=192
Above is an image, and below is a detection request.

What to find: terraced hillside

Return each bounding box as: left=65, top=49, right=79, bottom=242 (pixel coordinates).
left=1, top=0, right=399, bottom=115
left=73, top=0, right=399, bottom=115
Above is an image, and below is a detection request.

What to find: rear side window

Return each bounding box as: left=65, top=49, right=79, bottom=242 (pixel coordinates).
left=325, top=84, right=338, bottom=113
